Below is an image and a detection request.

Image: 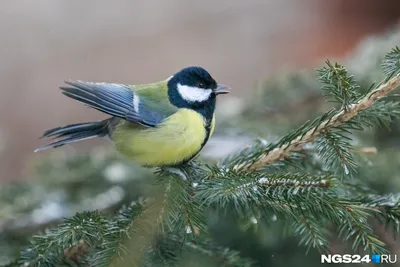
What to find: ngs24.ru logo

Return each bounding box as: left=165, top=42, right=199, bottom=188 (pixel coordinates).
left=321, top=254, right=397, bottom=264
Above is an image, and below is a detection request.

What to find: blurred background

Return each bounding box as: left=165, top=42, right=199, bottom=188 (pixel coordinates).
left=1, top=0, right=400, bottom=181
left=2, top=1, right=400, bottom=266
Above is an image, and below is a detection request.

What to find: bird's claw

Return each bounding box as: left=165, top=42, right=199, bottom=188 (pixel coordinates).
left=161, top=167, right=187, bottom=180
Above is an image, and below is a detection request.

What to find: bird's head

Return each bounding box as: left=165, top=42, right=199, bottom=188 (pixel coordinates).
left=167, top=66, right=230, bottom=110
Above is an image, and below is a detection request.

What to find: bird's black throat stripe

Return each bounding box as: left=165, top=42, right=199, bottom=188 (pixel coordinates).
left=181, top=97, right=216, bottom=163
left=200, top=117, right=213, bottom=150
left=193, top=95, right=215, bottom=149
left=180, top=116, right=212, bottom=164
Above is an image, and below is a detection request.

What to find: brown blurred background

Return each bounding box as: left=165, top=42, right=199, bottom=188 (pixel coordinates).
left=1, top=0, right=399, bottom=181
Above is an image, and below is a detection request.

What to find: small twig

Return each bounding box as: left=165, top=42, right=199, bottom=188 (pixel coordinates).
left=238, top=74, right=400, bottom=171
left=167, top=235, right=251, bottom=266
left=358, top=147, right=378, bottom=154
left=257, top=176, right=330, bottom=188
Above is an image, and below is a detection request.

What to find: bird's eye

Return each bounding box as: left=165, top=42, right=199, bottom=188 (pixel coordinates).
left=198, top=82, right=205, bottom=89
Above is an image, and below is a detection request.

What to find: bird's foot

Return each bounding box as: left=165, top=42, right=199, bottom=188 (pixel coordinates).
left=161, top=167, right=187, bottom=180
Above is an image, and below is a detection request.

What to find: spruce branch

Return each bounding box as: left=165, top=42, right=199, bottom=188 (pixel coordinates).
left=154, top=179, right=207, bottom=245
left=18, top=211, right=107, bottom=267
left=356, top=100, right=400, bottom=130
left=158, top=235, right=257, bottom=267
left=197, top=170, right=334, bottom=215
left=317, top=129, right=358, bottom=177
left=337, top=203, right=387, bottom=254
left=291, top=215, right=330, bottom=253
left=318, top=60, right=360, bottom=109
left=198, top=167, right=393, bottom=253
left=93, top=169, right=207, bottom=267
left=381, top=46, right=400, bottom=80
left=232, top=54, right=400, bottom=171
left=94, top=181, right=176, bottom=267
left=357, top=194, right=400, bottom=234
left=93, top=200, right=149, bottom=267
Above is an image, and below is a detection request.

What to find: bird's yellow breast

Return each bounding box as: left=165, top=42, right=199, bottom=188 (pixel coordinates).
left=112, top=109, right=214, bottom=167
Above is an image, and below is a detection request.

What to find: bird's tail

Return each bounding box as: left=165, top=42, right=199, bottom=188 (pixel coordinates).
left=35, top=119, right=110, bottom=152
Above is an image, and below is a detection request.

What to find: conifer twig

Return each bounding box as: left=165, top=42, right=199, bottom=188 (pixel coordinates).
left=167, top=235, right=257, bottom=266
left=237, top=74, right=400, bottom=171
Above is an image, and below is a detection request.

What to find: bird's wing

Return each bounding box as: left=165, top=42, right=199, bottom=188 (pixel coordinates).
left=60, top=80, right=177, bottom=127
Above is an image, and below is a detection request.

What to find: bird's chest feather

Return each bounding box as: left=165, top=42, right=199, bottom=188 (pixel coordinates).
left=113, top=108, right=214, bottom=166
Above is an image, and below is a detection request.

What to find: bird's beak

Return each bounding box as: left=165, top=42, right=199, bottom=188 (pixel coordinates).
left=214, top=84, right=231, bottom=95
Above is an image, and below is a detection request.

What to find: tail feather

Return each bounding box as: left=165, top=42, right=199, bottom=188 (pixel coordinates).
left=42, top=121, right=105, bottom=138
left=35, top=120, right=109, bottom=152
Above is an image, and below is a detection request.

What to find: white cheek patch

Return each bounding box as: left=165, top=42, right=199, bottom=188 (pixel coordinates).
left=177, top=83, right=212, bottom=102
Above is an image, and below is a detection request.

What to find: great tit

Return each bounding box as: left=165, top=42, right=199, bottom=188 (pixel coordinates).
left=35, top=66, right=230, bottom=167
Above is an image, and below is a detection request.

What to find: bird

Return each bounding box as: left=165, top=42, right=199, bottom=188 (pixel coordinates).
left=35, top=66, right=230, bottom=168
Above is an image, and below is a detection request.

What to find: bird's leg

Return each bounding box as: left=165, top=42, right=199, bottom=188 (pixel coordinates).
left=161, top=166, right=187, bottom=180
left=158, top=160, right=201, bottom=180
